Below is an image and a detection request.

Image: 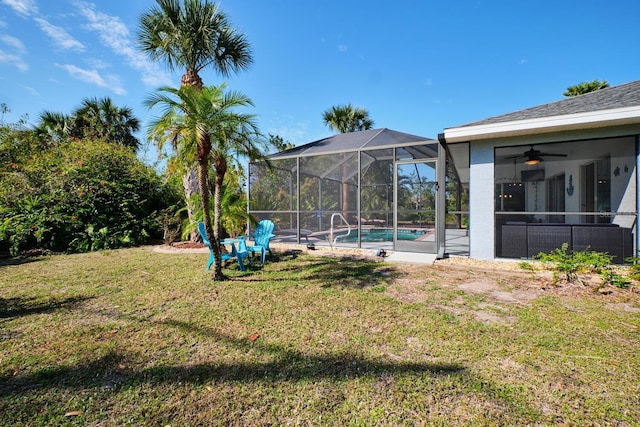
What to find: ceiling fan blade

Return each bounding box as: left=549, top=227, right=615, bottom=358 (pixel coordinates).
left=539, top=153, right=567, bottom=157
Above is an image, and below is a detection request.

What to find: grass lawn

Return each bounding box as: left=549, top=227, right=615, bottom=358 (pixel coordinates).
left=1, top=247, right=639, bottom=426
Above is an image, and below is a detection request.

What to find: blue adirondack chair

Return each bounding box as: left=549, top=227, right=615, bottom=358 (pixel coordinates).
left=235, top=236, right=252, bottom=268
left=245, top=219, right=275, bottom=264
left=197, top=222, right=249, bottom=271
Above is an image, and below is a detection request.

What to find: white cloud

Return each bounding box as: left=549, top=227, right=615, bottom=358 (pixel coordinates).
left=33, top=17, right=85, bottom=51
left=1, top=0, right=38, bottom=17
left=0, top=34, right=24, bottom=51
left=73, top=0, right=172, bottom=87
left=0, top=48, right=28, bottom=71
left=57, top=63, right=126, bottom=95
left=89, top=58, right=109, bottom=69
left=2, top=1, right=83, bottom=52
left=267, top=118, right=311, bottom=145
left=20, top=84, right=39, bottom=96
left=337, top=44, right=348, bottom=52
left=0, top=34, right=27, bottom=71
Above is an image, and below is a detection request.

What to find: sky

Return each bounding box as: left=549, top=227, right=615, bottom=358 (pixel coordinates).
left=1, top=0, right=640, bottom=165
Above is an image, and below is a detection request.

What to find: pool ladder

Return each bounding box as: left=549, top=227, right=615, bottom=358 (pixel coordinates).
left=328, top=213, right=351, bottom=248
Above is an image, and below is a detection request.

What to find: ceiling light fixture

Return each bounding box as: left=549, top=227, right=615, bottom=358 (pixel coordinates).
left=524, top=155, right=542, bottom=165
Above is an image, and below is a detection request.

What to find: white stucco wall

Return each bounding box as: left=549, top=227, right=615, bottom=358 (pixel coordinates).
left=469, top=140, right=495, bottom=259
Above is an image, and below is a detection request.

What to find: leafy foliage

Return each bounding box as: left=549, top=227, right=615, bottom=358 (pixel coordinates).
left=322, top=104, right=374, bottom=133
left=137, top=0, right=254, bottom=243
left=0, top=137, right=181, bottom=255
left=599, top=268, right=631, bottom=289
left=145, top=84, right=265, bottom=280
left=34, top=97, right=141, bottom=150
left=563, top=79, right=610, bottom=97
left=535, top=243, right=616, bottom=284
left=137, top=0, right=253, bottom=86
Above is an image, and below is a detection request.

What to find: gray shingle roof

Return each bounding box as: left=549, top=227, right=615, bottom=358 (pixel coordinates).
left=269, top=128, right=435, bottom=159
left=458, top=80, right=640, bottom=128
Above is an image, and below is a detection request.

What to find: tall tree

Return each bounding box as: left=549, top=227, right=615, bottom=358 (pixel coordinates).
left=70, top=97, right=141, bottom=150
left=322, top=104, right=374, bottom=219
left=322, top=104, right=374, bottom=134
left=563, top=80, right=610, bottom=97
left=138, top=0, right=253, bottom=240
left=268, top=133, right=295, bottom=153
left=145, top=84, right=263, bottom=280
left=34, top=99, right=139, bottom=149
left=34, top=111, right=72, bottom=145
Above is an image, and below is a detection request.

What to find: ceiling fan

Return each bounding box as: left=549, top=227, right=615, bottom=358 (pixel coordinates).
left=508, top=145, right=567, bottom=165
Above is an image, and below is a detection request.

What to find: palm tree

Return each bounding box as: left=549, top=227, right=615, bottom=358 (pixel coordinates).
left=138, top=0, right=253, bottom=240
left=322, top=104, right=374, bottom=219
left=563, top=80, right=609, bottom=97
left=322, top=104, right=374, bottom=134
left=145, top=84, right=263, bottom=280
left=70, top=97, right=141, bottom=150
left=138, top=0, right=252, bottom=88
left=34, top=111, right=72, bottom=145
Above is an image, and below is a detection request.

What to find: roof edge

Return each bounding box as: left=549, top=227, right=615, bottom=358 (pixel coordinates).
left=443, top=105, right=640, bottom=143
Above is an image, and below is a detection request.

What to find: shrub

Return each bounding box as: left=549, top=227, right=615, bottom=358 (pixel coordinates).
left=536, top=243, right=613, bottom=284
left=0, top=138, right=182, bottom=255
left=625, top=254, right=640, bottom=281
left=599, top=268, right=631, bottom=289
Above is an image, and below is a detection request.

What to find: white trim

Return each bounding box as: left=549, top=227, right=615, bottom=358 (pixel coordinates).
left=444, top=106, right=640, bottom=143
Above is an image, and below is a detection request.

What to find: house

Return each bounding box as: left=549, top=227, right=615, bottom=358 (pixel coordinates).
left=249, top=80, right=640, bottom=263
left=440, top=80, right=640, bottom=263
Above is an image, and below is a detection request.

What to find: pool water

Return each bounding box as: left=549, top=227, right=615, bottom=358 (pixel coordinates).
left=334, top=228, right=428, bottom=243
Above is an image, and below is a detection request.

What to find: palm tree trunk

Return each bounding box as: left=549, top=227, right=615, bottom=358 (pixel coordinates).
left=196, top=131, right=225, bottom=281
left=182, top=168, right=200, bottom=241
left=181, top=69, right=204, bottom=242
left=213, top=155, right=228, bottom=276
left=181, top=70, right=203, bottom=89
left=199, top=158, right=224, bottom=281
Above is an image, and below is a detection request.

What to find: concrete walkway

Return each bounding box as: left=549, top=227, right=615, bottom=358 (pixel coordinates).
left=153, top=242, right=438, bottom=266
left=384, top=251, right=437, bottom=265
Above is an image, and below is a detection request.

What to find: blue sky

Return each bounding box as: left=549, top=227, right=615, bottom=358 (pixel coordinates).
left=2, top=0, right=640, bottom=164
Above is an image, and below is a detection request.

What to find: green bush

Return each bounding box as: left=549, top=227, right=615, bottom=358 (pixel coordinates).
left=534, top=244, right=636, bottom=288
left=625, top=254, right=640, bottom=281
left=0, top=138, right=181, bottom=255
left=535, top=243, right=613, bottom=283
left=599, top=268, right=631, bottom=289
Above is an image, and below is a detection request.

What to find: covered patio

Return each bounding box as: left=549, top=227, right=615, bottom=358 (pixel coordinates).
left=248, top=128, right=470, bottom=259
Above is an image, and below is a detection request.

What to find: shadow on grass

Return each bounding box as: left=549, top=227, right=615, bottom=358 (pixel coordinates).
left=0, top=348, right=464, bottom=398
left=0, top=317, right=538, bottom=421
left=219, top=251, right=402, bottom=289
left=231, top=256, right=398, bottom=289
left=0, top=295, right=93, bottom=319
left=0, top=256, right=44, bottom=267
left=291, top=256, right=397, bottom=289
left=1, top=318, right=462, bottom=397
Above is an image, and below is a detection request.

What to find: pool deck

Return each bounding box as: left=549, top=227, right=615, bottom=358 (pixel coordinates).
left=270, top=228, right=469, bottom=263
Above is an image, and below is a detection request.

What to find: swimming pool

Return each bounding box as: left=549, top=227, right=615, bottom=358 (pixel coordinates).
left=332, top=228, right=429, bottom=243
